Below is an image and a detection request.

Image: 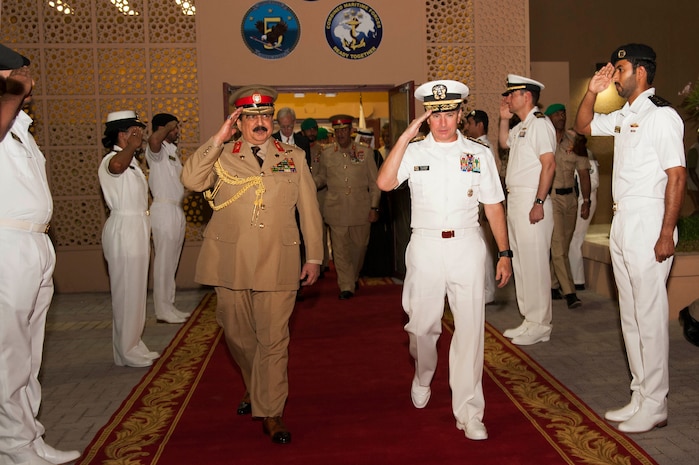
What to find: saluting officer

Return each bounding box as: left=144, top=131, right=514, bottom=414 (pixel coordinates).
left=313, top=114, right=380, bottom=299
left=498, top=75, right=557, bottom=346
left=181, top=85, right=323, bottom=444
left=377, top=80, right=511, bottom=441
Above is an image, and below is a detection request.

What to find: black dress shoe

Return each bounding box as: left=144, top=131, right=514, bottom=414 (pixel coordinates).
left=565, top=293, right=582, bottom=309
left=339, top=290, right=354, bottom=300
left=262, top=416, right=291, bottom=444
left=679, top=307, right=699, bottom=347
left=236, top=393, right=252, bottom=415
left=575, top=284, right=586, bottom=291
left=551, top=288, right=563, bottom=300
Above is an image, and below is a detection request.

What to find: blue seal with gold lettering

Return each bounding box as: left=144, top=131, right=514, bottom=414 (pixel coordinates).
left=242, top=1, right=301, bottom=59
left=325, top=2, right=383, bottom=60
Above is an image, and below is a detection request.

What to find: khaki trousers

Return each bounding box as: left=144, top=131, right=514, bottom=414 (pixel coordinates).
left=328, top=223, right=370, bottom=292
left=215, top=287, right=296, bottom=418
left=549, top=191, right=578, bottom=295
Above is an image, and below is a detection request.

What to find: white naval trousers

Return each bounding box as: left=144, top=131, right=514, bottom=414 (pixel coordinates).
left=150, top=200, right=185, bottom=318
left=0, top=229, right=54, bottom=460
left=402, top=227, right=486, bottom=425
left=102, top=211, right=152, bottom=366
left=609, top=197, right=673, bottom=410
left=506, top=190, right=554, bottom=328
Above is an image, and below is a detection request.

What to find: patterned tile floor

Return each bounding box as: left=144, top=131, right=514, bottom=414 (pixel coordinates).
left=36, top=282, right=698, bottom=464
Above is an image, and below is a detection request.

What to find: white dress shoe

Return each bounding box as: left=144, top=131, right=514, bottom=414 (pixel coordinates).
left=617, top=400, right=667, bottom=433
left=410, top=375, right=431, bottom=409
left=34, top=440, right=81, bottom=464
left=156, top=311, right=186, bottom=324
left=503, top=321, right=529, bottom=339
left=143, top=351, right=160, bottom=360
left=10, top=451, right=54, bottom=465
left=172, top=308, right=191, bottom=319
left=604, top=391, right=641, bottom=422
left=511, top=325, right=551, bottom=346
left=457, top=419, right=488, bottom=440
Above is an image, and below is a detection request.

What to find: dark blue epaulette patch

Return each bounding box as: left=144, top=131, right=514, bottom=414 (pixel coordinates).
left=649, top=95, right=672, bottom=107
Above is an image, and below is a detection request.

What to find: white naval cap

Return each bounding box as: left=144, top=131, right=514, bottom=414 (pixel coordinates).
left=106, top=110, right=142, bottom=123
left=414, top=80, right=469, bottom=112
left=502, top=74, right=545, bottom=96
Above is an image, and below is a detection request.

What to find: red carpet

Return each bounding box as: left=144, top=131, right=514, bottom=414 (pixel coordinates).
left=76, top=272, right=657, bottom=465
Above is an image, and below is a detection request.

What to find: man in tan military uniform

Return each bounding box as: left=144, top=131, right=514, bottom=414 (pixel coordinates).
left=181, top=85, right=323, bottom=445
left=545, top=103, right=591, bottom=309
left=313, top=115, right=380, bottom=299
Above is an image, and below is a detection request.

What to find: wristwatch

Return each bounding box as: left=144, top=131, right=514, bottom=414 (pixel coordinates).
left=498, top=249, right=514, bottom=258
left=534, top=198, right=544, bottom=205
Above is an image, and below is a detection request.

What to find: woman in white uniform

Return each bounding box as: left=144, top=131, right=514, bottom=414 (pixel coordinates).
left=99, top=111, right=159, bottom=368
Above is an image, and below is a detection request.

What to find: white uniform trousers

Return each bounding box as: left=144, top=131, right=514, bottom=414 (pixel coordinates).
left=506, top=190, right=554, bottom=328
left=569, top=191, right=598, bottom=285
left=0, top=229, right=54, bottom=460
left=150, top=200, right=185, bottom=318
left=403, top=228, right=486, bottom=425
left=102, top=211, right=153, bottom=366
left=610, top=197, right=673, bottom=410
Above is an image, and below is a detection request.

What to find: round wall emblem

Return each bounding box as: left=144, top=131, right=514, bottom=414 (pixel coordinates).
left=325, top=3, right=383, bottom=60
left=242, top=1, right=301, bottom=59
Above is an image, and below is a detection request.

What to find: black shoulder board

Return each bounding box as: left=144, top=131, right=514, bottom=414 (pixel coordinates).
left=467, top=136, right=490, bottom=148
left=649, top=95, right=672, bottom=107
left=409, top=135, right=426, bottom=143
left=534, top=111, right=546, bottom=118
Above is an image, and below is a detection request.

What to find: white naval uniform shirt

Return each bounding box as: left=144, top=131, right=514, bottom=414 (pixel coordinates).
left=99, top=149, right=150, bottom=212
left=505, top=107, right=556, bottom=189
left=145, top=140, right=184, bottom=203
left=0, top=111, right=52, bottom=224
left=396, top=132, right=504, bottom=228
left=590, top=88, right=685, bottom=201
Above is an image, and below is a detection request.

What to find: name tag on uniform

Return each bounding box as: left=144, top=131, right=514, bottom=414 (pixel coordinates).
left=414, top=165, right=429, bottom=171
left=460, top=154, right=480, bottom=173
left=169, top=155, right=176, bottom=161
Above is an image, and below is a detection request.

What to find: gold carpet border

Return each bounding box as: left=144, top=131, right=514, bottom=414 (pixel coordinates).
left=77, top=293, right=221, bottom=465
left=445, top=314, right=654, bottom=465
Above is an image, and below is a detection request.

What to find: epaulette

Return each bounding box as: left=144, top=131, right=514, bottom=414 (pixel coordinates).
left=409, top=135, right=426, bottom=143
left=467, top=136, right=490, bottom=148
left=272, top=139, right=286, bottom=152
left=534, top=111, right=546, bottom=118
left=649, top=95, right=672, bottom=107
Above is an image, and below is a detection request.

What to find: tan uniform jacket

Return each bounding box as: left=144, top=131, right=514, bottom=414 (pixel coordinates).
left=181, top=137, right=323, bottom=291
left=313, top=141, right=380, bottom=226
left=553, top=130, right=590, bottom=189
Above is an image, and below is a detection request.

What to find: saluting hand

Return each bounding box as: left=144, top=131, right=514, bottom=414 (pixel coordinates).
left=125, top=127, right=144, bottom=151
left=588, top=63, right=614, bottom=94
left=213, top=107, right=243, bottom=146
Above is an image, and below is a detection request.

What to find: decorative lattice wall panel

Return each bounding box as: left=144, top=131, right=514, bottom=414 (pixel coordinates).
left=1, top=0, right=202, bottom=250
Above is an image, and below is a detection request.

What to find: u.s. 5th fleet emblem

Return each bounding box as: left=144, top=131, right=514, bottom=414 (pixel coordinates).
left=325, top=3, right=383, bottom=60
left=242, top=1, right=301, bottom=59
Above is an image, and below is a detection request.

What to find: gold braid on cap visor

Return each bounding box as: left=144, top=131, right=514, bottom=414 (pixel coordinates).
left=204, top=160, right=266, bottom=225
left=423, top=99, right=462, bottom=112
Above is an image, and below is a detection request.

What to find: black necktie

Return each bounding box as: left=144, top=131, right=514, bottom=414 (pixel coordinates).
left=251, top=146, right=263, bottom=167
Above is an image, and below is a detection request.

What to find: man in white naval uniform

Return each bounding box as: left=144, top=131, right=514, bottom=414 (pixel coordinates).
left=0, top=43, right=81, bottom=465
left=99, top=111, right=160, bottom=368
left=575, top=43, right=686, bottom=434
left=498, top=74, right=556, bottom=346
left=146, top=113, right=189, bottom=324
left=377, top=80, right=512, bottom=441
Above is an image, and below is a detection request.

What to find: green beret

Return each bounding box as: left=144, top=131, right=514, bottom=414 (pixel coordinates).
left=317, top=127, right=328, bottom=140
left=544, top=103, right=565, bottom=116
left=301, top=118, right=318, bottom=131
